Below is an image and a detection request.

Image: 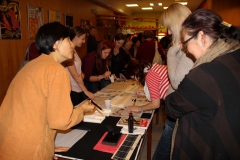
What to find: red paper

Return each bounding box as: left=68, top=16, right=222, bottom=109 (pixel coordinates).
left=93, top=132, right=127, bottom=154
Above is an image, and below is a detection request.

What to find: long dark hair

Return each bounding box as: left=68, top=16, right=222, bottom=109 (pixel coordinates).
left=96, top=40, right=112, bottom=73
left=126, top=60, right=152, bottom=86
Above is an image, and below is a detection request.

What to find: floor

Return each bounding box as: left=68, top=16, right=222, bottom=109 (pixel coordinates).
left=140, top=104, right=167, bottom=160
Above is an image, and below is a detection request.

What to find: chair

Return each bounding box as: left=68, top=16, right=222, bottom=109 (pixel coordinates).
left=19, top=42, right=41, bottom=70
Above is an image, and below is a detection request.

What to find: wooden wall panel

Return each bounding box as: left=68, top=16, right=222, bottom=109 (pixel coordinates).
left=212, top=0, right=240, bottom=26
left=0, top=0, right=116, bottom=104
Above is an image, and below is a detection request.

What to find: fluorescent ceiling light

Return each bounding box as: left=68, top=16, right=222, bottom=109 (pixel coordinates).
left=126, top=4, right=138, bottom=7
left=163, top=7, right=168, bottom=9
left=178, top=2, right=188, bottom=5
left=150, top=3, right=162, bottom=6
left=142, top=7, right=153, bottom=10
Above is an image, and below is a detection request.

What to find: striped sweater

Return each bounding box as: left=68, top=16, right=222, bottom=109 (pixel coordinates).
left=165, top=49, right=240, bottom=159
left=145, top=63, right=169, bottom=100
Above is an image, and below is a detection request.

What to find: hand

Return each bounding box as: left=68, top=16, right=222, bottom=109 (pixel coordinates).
left=54, top=146, right=70, bottom=159
left=103, top=71, right=111, bottom=79
left=126, top=105, right=141, bottom=113
left=86, top=91, right=95, bottom=100
left=135, top=90, right=145, bottom=97
left=80, top=100, right=95, bottom=112
left=119, top=73, right=127, bottom=80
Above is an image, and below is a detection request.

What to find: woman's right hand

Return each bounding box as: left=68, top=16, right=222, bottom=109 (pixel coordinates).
left=86, top=91, right=95, bottom=100
left=103, top=71, right=111, bottom=79
left=80, top=100, right=95, bottom=112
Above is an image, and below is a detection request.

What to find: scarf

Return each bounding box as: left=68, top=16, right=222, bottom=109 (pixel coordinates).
left=193, top=38, right=240, bottom=68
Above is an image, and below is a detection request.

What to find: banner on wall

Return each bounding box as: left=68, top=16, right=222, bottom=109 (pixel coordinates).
left=27, top=4, right=43, bottom=39
left=0, top=0, right=21, bottom=39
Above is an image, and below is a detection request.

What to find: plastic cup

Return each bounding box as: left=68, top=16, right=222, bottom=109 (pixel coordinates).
left=109, top=75, right=114, bottom=83
left=105, top=100, right=111, bottom=109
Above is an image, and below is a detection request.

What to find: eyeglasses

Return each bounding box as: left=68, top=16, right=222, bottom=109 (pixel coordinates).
left=182, top=33, right=197, bottom=53
left=183, top=34, right=197, bottom=45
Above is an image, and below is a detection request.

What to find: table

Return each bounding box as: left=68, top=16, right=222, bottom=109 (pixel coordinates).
left=56, top=80, right=154, bottom=160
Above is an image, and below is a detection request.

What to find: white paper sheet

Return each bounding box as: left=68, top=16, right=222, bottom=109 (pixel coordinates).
left=55, top=129, right=88, bottom=148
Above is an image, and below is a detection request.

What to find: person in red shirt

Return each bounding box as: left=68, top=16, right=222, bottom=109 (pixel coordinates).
left=126, top=60, right=169, bottom=112
left=136, top=30, right=165, bottom=64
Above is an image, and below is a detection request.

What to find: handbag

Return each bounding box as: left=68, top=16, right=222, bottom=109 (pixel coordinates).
left=152, top=41, right=163, bottom=64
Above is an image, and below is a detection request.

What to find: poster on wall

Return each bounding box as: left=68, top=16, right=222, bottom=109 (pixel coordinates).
left=27, top=5, right=43, bottom=39
left=80, top=19, right=91, bottom=29
left=49, top=10, right=61, bottom=23
left=65, top=14, right=73, bottom=29
left=0, top=0, right=21, bottom=39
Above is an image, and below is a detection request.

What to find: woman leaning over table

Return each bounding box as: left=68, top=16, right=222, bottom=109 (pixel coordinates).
left=126, top=60, right=170, bottom=118
left=165, top=9, right=240, bottom=159
left=66, top=26, right=94, bottom=106
left=82, top=40, right=112, bottom=93
left=0, top=22, right=94, bottom=160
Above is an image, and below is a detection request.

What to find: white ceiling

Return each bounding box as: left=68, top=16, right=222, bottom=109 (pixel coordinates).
left=90, top=0, right=204, bottom=15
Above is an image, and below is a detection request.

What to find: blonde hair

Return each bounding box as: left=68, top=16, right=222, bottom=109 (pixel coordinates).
left=160, top=3, right=191, bottom=44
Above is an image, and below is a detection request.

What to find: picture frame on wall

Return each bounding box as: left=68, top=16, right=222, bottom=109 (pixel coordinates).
left=65, top=14, right=73, bottom=28
left=27, top=4, right=44, bottom=39
left=49, top=10, right=61, bottom=23
left=0, top=0, right=21, bottom=39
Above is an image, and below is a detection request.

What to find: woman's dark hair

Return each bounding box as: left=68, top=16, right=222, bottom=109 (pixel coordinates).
left=114, top=33, right=126, bottom=41
left=126, top=60, right=152, bottom=86
left=182, top=9, right=240, bottom=41
left=70, top=26, right=86, bottom=40
left=143, top=30, right=154, bottom=39
left=36, top=22, right=69, bottom=54
left=96, top=40, right=112, bottom=73
left=131, top=37, right=140, bottom=46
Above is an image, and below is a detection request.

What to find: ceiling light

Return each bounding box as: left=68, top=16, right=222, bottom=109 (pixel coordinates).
left=142, top=7, right=153, bottom=10
left=150, top=3, right=162, bottom=6
left=126, top=4, right=138, bottom=7
left=163, top=7, right=168, bottom=9
left=178, top=2, right=188, bottom=5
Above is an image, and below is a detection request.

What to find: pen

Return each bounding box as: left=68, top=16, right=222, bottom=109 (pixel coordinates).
left=106, top=65, right=109, bottom=71
left=88, top=99, right=103, bottom=111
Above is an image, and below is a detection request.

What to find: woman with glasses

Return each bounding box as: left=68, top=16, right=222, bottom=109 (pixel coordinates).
left=165, top=9, right=240, bottom=159
left=66, top=26, right=94, bottom=106
left=151, top=3, right=194, bottom=160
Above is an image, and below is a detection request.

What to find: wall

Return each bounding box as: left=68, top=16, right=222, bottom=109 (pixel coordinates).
left=211, top=0, right=240, bottom=26
left=0, top=0, right=116, bottom=103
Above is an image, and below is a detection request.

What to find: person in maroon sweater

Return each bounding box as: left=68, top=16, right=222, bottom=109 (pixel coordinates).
left=136, top=30, right=165, bottom=64
left=82, top=40, right=112, bottom=93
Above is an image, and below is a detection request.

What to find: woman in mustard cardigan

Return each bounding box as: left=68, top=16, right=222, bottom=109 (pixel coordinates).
left=0, top=22, right=94, bottom=159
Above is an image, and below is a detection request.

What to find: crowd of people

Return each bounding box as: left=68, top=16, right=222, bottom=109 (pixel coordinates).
left=0, top=2, right=240, bottom=159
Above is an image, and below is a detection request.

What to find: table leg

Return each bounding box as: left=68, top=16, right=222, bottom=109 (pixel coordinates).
left=147, top=120, right=152, bottom=160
